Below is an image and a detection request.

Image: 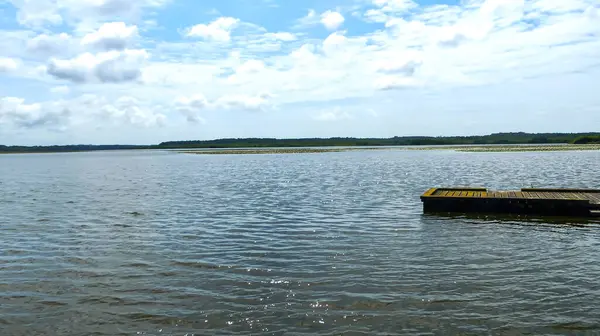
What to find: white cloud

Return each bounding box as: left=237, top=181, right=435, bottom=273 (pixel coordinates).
left=46, top=49, right=148, bottom=83
left=50, top=86, right=70, bottom=94
left=529, top=0, right=591, bottom=14
left=64, top=0, right=136, bottom=17
left=289, top=44, right=318, bottom=64
left=175, top=94, right=208, bottom=109
left=321, top=11, right=345, bottom=30
left=174, top=94, right=208, bottom=123
left=0, top=97, right=70, bottom=129
left=295, top=9, right=320, bottom=28
left=373, top=0, right=417, bottom=11
left=81, top=22, right=139, bottom=51
left=373, top=50, right=422, bottom=75
left=123, top=0, right=600, bottom=106
left=239, top=59, right=266, bottom=73
left=215, top=92, right=273, bottom=111
left=13, top=0, right=64, bottom=27
left=585, top=6, right=599, bottom=19
left=367, top=108, right=378, bottom=117
left=322, top=32, right=349, bottom=54
left=186, top=17, right=240, bottom=42
left=225, top=58, right=267, bottom=84
left=264, top=32, right=297, bottom=41
left=0, top=94, right=166, bottom=130
left=364, top=9, right=389, bottom=23
left=140, top=62, right=222, bottom=87
left=313, top=107, right=352, bottom=121
left=26, top=33, right=74, bottom=58
left=225, top=29, right=298, bottom=53
left=2, top=0, right=600, bottom=142
left=0, top=57, right=19, bottom=72
left=10, top=0, right=169, bottom=28
left=102, top=96, right=166, bottom=127
left=374, top=75, right=419, bottom=90
left=173, top=91, right=274, bottom=120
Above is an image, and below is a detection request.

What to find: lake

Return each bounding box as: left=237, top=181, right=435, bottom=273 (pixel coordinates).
left=1, top=149, right=600, bottom=335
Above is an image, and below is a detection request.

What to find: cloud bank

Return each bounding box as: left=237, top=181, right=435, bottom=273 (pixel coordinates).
left=0, top=0, right=599, bottom=144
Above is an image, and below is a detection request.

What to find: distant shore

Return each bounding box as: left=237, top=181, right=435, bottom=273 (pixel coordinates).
left=408, top=144, right=600, bottom=153
left=2, top=144, right=599, bottom=155
left=179, top=147, right=387, bottom=155
left=1, top=132, right=599, bottom=154
left=179, top=144, right=600, bottom=155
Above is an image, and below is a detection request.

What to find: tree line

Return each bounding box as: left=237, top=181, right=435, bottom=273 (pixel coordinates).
left=1, top=132, right=599, bottom=153
left=157, top=132, right=600, bottom=148
left=572, top=135, right=600, bottom=144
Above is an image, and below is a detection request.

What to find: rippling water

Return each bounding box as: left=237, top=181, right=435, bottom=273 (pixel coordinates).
left=2, top=149, right=600, bottom=335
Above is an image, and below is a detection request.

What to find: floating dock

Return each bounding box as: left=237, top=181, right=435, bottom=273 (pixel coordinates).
left=421, top=188, right=600, bottom=217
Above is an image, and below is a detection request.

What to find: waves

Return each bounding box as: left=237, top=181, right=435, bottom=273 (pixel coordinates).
left=1, top=150, right=600, bottom=335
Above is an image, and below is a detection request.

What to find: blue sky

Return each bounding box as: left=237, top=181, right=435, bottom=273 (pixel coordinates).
left=0, top=0, right=599, bottom=145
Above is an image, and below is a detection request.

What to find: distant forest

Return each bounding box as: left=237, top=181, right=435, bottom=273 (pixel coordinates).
left=1, top=132, right=600, bottom=153
left=158, top=133, right=600, bottom=149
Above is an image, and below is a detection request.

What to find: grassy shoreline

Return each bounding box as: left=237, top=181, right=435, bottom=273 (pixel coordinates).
left=179, top=144, right=600, bottom=155
left=2, top=132, right=600, bottom=154
left=178, top=147, right=388, bottom=155
left=2, top=144, right=599, bottom=155
left=407, top=144, right=600, bottom=152
left=177, top=144, right=600, bottom=155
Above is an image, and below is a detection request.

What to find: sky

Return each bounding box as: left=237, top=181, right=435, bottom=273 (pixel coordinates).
left=0, top=0, right=599, bottom=145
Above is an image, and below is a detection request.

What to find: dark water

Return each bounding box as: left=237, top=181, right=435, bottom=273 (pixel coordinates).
left=1, top=149, right=600, bottom=335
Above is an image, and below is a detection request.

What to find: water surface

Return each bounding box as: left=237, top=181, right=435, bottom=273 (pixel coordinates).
left=1, top=149, right=600, bottom=335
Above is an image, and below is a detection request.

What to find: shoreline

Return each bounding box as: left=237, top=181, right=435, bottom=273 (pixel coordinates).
left=2, top=132, right=599, bottom=154
left=180, top=144, right=600, bottom=155
left=178, top=147, right=388, bottom=155
left=408, top=144, right=600, bottom=153
left=1, top=144, right=599, bottom=155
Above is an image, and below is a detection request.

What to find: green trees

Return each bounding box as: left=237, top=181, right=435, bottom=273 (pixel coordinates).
left=572, top=136, right=600, bottom=144
left=157, top=133, right=600, bottom=149
left=0, top=144, right=147, bottom=153
left=2, top=132, right=600, bottom=153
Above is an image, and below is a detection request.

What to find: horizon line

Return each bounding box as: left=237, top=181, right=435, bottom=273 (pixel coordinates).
left=1, top=131, right=599, bottom=148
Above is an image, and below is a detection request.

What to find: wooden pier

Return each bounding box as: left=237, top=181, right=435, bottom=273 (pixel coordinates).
left=421, top=188, right=600, bottom=217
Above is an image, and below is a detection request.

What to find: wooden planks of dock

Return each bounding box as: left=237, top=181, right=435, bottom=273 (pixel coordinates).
left=421, top=187, right=600, bottom=217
